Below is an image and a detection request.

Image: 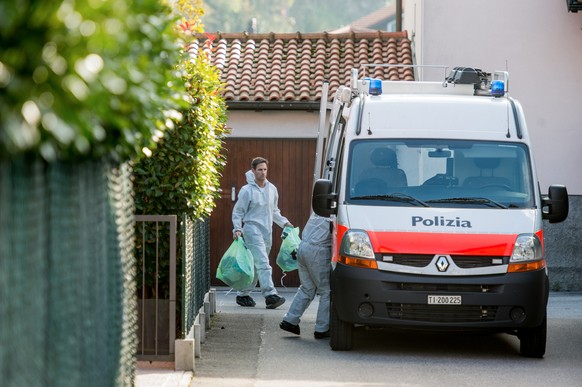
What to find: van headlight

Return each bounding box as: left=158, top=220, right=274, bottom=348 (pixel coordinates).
left=340, top=230, right=375, bottom=259
left=510, top=234, right=542, bottom=262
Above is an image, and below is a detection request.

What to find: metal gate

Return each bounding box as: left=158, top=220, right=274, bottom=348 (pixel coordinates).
left=135, top=215, right=176, bottom=360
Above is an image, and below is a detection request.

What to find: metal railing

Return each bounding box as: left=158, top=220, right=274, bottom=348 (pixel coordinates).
left=135, top=214, right=211, bottom=360
left=135, top=215, right=176, bottom=359
left=182, top=216, right=211, bottom=338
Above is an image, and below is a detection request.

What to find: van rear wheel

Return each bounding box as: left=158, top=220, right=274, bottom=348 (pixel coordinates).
left=330, top=299, right=353, bottom=351
left=518, top=314, right=547, bottom=358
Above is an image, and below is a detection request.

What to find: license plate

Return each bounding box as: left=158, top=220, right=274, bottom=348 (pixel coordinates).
left=428, top=295, right=462, bottom=305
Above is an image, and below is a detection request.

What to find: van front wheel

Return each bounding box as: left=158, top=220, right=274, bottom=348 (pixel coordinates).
left=517, top=314, right=547, bottom=358
left=330, top=300, right=353, bottom=351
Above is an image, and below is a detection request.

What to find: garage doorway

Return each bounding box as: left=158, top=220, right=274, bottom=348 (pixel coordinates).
left=210, top=138, right=317, bottom=288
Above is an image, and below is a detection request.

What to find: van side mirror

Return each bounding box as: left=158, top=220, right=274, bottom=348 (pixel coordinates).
left=312, top=179, right=337, bottom=217
left=542, top=185, right=569, bottom=223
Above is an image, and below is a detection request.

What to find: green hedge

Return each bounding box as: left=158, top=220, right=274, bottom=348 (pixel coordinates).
left=0, top=0, right=185, bottom=162
left=133, top=53, right=227, bottom=220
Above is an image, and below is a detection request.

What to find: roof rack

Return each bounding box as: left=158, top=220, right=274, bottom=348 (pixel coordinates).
left=359, top=63, right=449, bottom=80
left=355, top=64, right=509, bottom=97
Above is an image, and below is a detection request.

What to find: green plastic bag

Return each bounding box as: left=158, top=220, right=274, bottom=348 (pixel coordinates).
left=276, top=226, right=301, bottom=272
left=216, top=238, right=255, bottom=290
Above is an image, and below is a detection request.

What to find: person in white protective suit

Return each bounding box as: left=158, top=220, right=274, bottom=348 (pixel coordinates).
left=279, top=212, right=332, bottom=338
left=232, top=157, right=293, bottom=309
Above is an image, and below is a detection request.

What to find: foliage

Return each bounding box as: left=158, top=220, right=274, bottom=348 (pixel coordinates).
left=0, top=0, right=185, bottom=162
left=201, top=0, right=389, bottom=33
left=133, top=2, right=228, bottom=221
left=133, top=2, right=228, bottom=332
left=1, top=0, right=228, bottom=340
left=132, top=0, right=228, bottom=222
left=132, top=52, right=228, bottom=220
left=175, top=0, right=205, bottom=33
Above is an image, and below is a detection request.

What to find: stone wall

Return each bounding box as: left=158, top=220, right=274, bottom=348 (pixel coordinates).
left=545, top=195, right=582, bottom=291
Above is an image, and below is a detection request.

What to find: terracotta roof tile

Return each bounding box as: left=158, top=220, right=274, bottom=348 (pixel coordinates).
left=187, top=40, right=200, bottom=56
left=191, top=31, right=414, bottom=108
left=283, top=88, right=296, bottom=101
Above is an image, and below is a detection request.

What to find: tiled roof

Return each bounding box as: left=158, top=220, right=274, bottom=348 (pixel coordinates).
left=189, top=31, right=414, bottom=109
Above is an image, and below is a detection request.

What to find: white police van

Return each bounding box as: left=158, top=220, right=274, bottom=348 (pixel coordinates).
left=312, top=65, right=569, bottom=358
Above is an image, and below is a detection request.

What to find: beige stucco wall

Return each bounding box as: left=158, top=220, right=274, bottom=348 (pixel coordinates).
left=404, top=0, right=582, bottom=194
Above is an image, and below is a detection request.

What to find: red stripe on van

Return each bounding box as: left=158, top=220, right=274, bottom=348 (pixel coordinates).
left=370, top=231, right=515, bottom=256
left=335, top=224, right=543, bottom=257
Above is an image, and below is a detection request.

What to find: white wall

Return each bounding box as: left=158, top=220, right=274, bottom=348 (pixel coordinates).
left=405, top=0, right=582, bottom=194
left=227, top=110, right=320, bottom=138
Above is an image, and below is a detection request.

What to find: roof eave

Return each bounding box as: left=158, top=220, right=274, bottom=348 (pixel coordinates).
left=226, top=100, right=321, bottom=111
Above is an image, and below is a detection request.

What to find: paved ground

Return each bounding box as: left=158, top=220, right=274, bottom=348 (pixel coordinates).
left=136, top=288, right=582, bottom=387
left=136, top=287, right=305, bottom=387
left=136, top=361, right=193, bottom=387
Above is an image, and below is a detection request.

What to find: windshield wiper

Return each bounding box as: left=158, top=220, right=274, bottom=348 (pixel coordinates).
left=351, top=193, right=430, bottom=207
left=426, top=197, right=508, bottom=209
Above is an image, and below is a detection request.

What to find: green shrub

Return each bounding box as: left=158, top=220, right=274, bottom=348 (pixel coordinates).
left=132, top=5, right=228, bottom=335
left=0, top=0, right=185, bottom=162
left=133, top=53, right=228, bottom=220
left=133, top=44, right=228, bottom=310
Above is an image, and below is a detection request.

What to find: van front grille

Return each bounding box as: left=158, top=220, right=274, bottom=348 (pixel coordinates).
left=386, top=303, right=498, bottom=323
left=380, top=254, right=508, bottom=269
left=396, top=283, right=502, bottom=293
left=385, top=254, right=433, bottom=267
left=453, top=255, right=508, bottom=268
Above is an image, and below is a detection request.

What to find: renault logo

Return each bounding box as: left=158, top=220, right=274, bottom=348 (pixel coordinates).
left=436, top=255, right=450, bottom=272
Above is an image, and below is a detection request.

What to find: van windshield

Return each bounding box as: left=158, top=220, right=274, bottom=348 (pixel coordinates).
left=347, top=139, right=535, bottom=209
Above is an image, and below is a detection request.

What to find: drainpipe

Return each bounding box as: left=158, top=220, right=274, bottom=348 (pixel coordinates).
left=396, top=0, right=402, bottom=31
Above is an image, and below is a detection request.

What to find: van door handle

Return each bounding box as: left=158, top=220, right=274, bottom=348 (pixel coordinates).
left=231, top=187, right=236, bottom=202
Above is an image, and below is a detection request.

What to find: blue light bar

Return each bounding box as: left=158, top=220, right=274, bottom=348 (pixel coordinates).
left=491, top=80, right=505, bottom=97
left=369, top=79, right=382, bottom=95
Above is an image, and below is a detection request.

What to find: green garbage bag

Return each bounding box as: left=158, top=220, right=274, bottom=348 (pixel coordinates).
left=216, top=238, right=255, bottom=290
left=276, top=226, right=301, bottom=272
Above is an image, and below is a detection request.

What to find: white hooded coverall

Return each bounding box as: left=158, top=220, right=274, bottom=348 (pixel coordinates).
left=232, top=170, right=290, bottom=297
left=283, top=212, right=332, bottom=333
